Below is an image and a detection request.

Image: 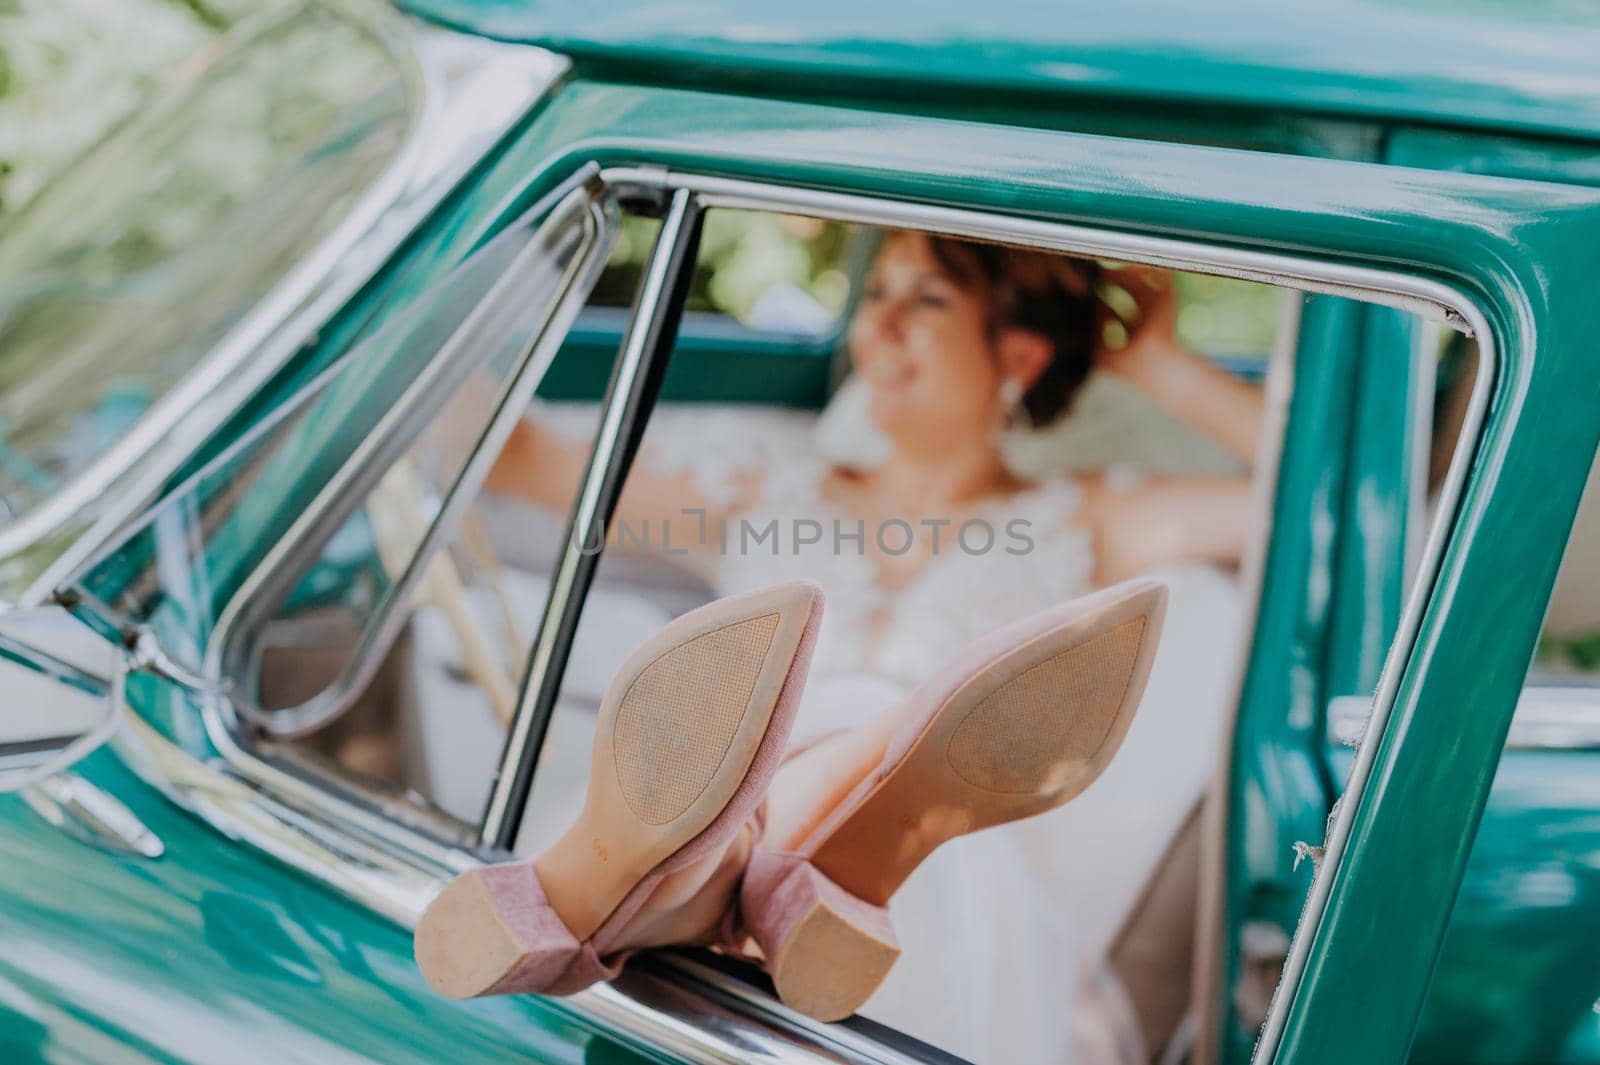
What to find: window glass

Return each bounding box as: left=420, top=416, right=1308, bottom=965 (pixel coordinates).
left=0, top=3, right=411, bottom=538
left=71, top=184, right=611, bottom=822
left=1322, top=324, right=1477, bottom=752
left=588, top=208, right=858, bottom=335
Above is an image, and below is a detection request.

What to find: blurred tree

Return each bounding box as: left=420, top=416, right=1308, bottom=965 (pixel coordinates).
left=0, top=0, right=251, bottom=216
left=1, top=0, right=1279, bottom=367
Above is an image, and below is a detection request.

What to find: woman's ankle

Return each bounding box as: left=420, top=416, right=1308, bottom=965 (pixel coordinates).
left=763, top=717, right=895, bottom=853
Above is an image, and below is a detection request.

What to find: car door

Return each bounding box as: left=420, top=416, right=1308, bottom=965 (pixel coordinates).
left=1313, top=128, right=1600, bottom=1065
left=0, top=168, right=663, bottom=1065
left=408, top=88, right=1600, bottom=1065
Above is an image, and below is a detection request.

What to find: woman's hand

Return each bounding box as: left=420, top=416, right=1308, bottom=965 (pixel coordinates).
left=1095, top=266, right=1179, bottom=377
left=1090, top=265, right=1264, bottom=466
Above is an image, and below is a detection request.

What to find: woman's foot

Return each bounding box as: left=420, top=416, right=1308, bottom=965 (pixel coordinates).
left=741, top=578, right=1167, bottom=1021
left=415, top=581, right=822, bottom=998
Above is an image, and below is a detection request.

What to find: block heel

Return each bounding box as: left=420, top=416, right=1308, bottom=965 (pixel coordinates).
left=741, top=852, right=899, bottom=1023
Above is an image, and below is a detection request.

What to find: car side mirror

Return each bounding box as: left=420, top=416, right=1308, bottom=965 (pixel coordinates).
left=0, top=608, right=120, bottom=793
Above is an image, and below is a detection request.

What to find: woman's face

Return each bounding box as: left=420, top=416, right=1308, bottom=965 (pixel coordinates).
left=848, top=233, right=1003, bottom=449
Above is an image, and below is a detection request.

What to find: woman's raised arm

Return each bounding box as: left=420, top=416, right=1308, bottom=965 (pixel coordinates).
left=1083, top=474, right=1256, bottom=585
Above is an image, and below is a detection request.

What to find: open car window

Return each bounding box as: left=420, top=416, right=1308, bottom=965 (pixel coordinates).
left=469, top=184, right=1484, bottom=1060
left=489, top=199, right=1302, bottom=1059
left=587, top=208, right=861, bottom=335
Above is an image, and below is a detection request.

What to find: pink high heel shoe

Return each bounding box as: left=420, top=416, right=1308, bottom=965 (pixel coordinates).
left=739, top=578, right=1167, bottom=1021
left=414, top=581, right=822, bottom=998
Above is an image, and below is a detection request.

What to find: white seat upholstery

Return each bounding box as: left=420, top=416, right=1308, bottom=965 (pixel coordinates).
left=402, top=566, right=673, bottom=829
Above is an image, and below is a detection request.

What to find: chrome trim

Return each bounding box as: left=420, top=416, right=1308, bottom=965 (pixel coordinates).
left=202, top=690, right=477, bottom=881
left=9, top=11, right=569, bottom=609
left=650, top=954, right=963, bottom=1065
left=1328, top=688, right=1600, bottom=751
left=110, top=166, right=1496, bottom=1064
left=115, top=706, right=448, bottom=926
left=0, top=639, right=121, bottom=794
left=483, top=186, right=704, bottom=847
left=605, top=169, right=1476, bottom=329
left=579, top=957, right=942, bottom=1064
left=0, top=609, right=114, bottom=696
left=20, top=771, right=165, bottom=859
left=207, top=174, right=617, bottom=737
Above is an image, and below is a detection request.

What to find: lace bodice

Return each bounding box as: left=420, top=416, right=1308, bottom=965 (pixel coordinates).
left=714, top=454, right=1093, bottom=676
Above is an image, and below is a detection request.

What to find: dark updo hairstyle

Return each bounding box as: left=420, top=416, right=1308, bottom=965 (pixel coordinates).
left=918, top=234, right=1101, bottom=428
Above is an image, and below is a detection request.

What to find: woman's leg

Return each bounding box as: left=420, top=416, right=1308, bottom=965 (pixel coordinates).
left=760, top=710, right=898, bottom=854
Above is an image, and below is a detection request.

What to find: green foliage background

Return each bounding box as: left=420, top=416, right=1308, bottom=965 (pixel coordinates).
left=0, top=0, right=249, bottom=217
left=0, top=0, right=1280, bottom=357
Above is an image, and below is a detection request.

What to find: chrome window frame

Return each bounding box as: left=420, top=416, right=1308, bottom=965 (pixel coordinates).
left=3, top=11, right=569, bottom=610
left=202, top=170, right=620, bottom=738
left=113, top=166, right=1494, bottom=1065
left=482, top=184, right=707, bottom=846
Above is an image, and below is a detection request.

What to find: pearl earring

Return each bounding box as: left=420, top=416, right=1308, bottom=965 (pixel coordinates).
left=998, top=377, right=1025, bottom=424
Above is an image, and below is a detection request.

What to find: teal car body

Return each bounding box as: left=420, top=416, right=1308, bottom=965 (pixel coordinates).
left=4, top=3, right=1600, bottom=1063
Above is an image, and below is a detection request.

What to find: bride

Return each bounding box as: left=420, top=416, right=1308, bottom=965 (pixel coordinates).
left=481, top=229, right=1264, bottom=1059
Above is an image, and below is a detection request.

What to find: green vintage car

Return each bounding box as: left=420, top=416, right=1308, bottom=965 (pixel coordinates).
left=3, top=1, right=1600, bottom=1062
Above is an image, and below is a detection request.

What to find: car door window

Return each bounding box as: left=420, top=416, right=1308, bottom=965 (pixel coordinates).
left=486, top=199, right=1334, bottom=1061
left=1325, top=326, right=1484, bottom=750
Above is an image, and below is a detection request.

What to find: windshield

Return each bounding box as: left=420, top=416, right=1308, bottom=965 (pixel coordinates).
left=0, top=2, right=414, bottom=583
